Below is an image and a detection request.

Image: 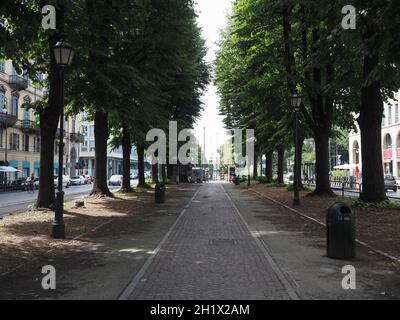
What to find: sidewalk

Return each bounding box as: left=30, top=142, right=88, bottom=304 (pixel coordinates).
left=0, top=182, right=399, bottom=299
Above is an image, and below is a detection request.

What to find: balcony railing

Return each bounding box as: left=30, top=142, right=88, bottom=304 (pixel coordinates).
left=9, top=75, right=28, bottom=91
left=0, top=113, right=18, bottom=128
left=56, top=129, right=67, bottom=139
left=383, top=149, right=393, bottom=159
left=70, top=132, right=85, bottom=143
left=20, top=120, right=40, bottom=134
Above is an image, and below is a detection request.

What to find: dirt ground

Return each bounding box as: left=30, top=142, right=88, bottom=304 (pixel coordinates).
left=244, top=183, right=400, bottom=262
left=0, top=185, right=195, bottom=277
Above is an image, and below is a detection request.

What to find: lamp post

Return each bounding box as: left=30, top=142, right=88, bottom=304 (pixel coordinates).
left=52, top=40, right=74, bottom=239
left=2, top=102, right=8, bottom=187
left=290, top=93, right=302, bottom=206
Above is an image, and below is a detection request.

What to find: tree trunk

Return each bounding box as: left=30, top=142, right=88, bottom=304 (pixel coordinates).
left=297, top=137, right=304, bottom=189
left=91, top=111, right=112, bottom=196
left=277, top=146, right=285, bottom=184
left=358, top=53, right=387, bottom=202
left=253, top=153, right=258, bottom=178
left=265, top=152, right=273, bottom=183
left=260, top=157, right=263, bottom=177
left=137, top=144, right=146, bottom=188
left=161, top=164, right=167, bottom=182
left=313, top=132, right=333, bottom=196
left=121, top=123, right=132, bottom=192
left=36, top=7, right=64, bottom=209
left=152, top=163, right=159, bottom=183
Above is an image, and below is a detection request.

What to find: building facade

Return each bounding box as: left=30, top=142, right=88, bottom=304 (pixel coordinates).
left=0, top=59, right=84, bottom=181
left=349, top=91, right=400, bottom=178
left=79, top=114, right=138, bottom=179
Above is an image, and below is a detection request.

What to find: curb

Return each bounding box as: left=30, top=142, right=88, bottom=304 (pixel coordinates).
left=248, top=188, right=400, bottom=265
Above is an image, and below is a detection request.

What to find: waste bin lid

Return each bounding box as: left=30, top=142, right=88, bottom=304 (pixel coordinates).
left=327, top=202, right=352, bottom=219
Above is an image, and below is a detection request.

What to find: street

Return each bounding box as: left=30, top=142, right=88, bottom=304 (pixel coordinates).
left=0, top=182, right=136, bottom=216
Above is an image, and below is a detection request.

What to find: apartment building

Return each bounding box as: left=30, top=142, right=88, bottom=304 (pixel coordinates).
left=349, top=91, right=400, bottom=178
left=0, top=60, right=83, bottom=181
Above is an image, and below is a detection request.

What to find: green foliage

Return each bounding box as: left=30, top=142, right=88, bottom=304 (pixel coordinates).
left=352, top=200, right=400, bottom=210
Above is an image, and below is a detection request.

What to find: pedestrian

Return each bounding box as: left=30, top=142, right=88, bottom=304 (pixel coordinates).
left=27, top=173, right=35, bottom=193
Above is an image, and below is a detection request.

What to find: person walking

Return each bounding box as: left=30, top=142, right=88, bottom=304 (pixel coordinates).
left=27, top=173, right=35, bottom=193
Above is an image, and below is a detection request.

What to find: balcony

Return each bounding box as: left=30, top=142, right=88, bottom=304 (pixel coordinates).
left=9, top=75, right=28, bottom=91
left=70, top=132, right=85, bottom=143
left=20, top=120, right=40, bottom=134
left=0, top=113, right=18, bottom=128
left=383, top=149, right=393, bottom=160
left=56, top=129, right=67, bottom=140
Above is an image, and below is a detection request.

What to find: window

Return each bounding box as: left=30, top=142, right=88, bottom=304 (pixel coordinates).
left=23, top=134, right=30, bottom=152
left=89, top=140, right=95, bottom=152
left=33, top=137, right=40, bottom=153
left=37, top=72, right=43, bottom=91
left=0, top=90, right=5, bottom=110
left=395, top=104, right=399, bottom=123
left=10, top=133, right=20, bottom=150
left=11, top=95, right=18, bottom=117
left=89, top=125, right=94, bottom=139
left=0, top=61, right=4, bottom=73
left=388, top=105, right=392, bottom=125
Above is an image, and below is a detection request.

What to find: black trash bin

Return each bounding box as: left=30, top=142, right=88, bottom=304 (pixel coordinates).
left=327, top=203, right=355, bottom=259
left=155, top=183, right=166, bottom=203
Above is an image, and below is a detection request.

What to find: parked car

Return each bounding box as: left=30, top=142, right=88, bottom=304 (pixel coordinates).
left=54, top=175, right=70, bottom=189
left=130, top=170, right=138, bottom=180
left=108, top=175, right=123, bottom=186
left=145, top=171, right=152, bottom=179
left=70, top=176, right=85, bottom=186
left=384, top=174, right=398, bottom=192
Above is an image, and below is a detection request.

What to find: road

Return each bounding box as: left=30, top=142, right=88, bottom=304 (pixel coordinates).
left=0, top=181, right=138, bottom=216
left=329, top=186, right=400, bottom=200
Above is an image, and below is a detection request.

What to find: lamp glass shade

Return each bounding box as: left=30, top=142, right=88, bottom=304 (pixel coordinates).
left=54, top=41, right=74, bottom=67
left=290, top=93, right=302, bottom=108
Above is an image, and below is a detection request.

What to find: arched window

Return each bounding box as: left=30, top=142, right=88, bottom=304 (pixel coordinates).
left=352, top=141, right=360, bottom=164
left=384, top=134, right=393, bottom=149
left=0, top=89, right=5, bottom=111
left=11, top=95, right=18, bottom=117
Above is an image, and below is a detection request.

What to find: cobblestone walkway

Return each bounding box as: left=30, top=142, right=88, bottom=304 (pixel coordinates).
left=123, top=183, right=297, bottom=300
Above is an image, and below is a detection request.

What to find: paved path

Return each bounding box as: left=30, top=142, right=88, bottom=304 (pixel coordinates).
left=121, top=182, right=298, bottom=300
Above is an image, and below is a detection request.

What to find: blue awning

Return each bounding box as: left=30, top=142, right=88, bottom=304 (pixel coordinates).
left=54, top=163, right=59, bottom=169
left=9, top=161, right=18, bottom=169
left=34, top=161, right=40, bottom=169
left=23, top=161, right=30, bottom=169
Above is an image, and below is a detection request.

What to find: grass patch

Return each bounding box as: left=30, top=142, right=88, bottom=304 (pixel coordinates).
left=352, top=199, right=400, bottom=210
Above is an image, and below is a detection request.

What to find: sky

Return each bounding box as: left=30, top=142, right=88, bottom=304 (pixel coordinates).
left=193, top=0, right=233, bottom=163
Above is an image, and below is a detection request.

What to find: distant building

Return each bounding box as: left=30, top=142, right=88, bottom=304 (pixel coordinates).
left=349, top=91, right=400, bottom=178
left=78, top=113, right=138, bottom=179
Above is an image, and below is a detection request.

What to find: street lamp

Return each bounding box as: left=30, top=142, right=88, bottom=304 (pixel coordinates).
left=2, top=101, right=8, bottom=187
left=290, top=93, right=301, bottom=206
left=52, top=40, right=74, bottom=239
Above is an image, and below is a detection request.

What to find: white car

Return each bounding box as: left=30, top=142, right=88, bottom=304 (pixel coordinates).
left=108, top=175, right=123, bottom=186
left=70, top=175, right=85, bottom=186
left=54, top=175, right=70, bottom=189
